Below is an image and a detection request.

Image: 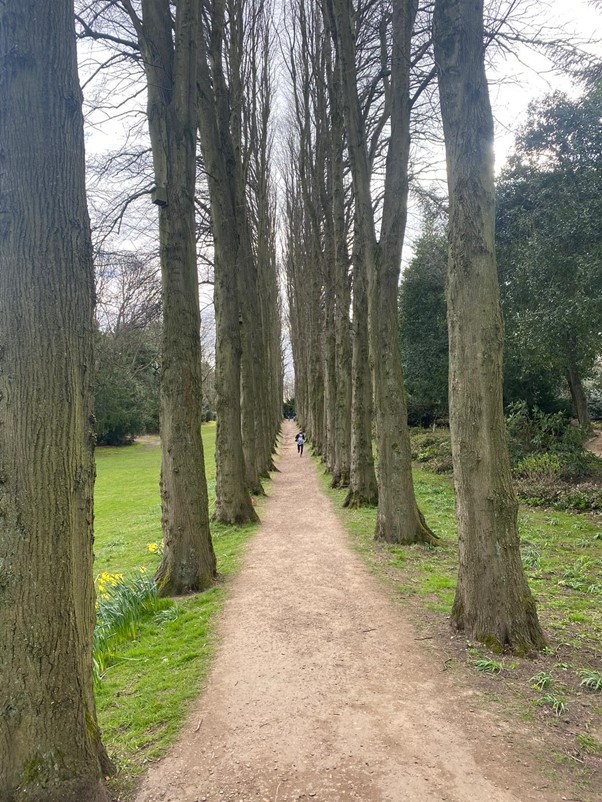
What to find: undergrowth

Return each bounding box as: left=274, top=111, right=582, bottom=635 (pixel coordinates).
left=410, top=409, right=602, bottom=512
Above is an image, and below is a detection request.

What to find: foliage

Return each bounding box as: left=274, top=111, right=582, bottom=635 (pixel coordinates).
left=579, top=669, right=602, bottom=692
left=95, top=326, right=160, bottom=445
left=500, top=401, right=602, bottom=510
left=496, top=84, right=602, bottom=419
left=474, top=658, right=504, bottom=674
left=530, top=671, right=553, bottom=690
left=411, top=414, right=602, bottom=512
left=410, top=429, right=453, bottom=474
left=537, top=694, right=567, bottom=717
left=93, top=571, right=168, bottom=684
left=94, top=250, right=162, bottom=445
left=282, top=397, right=296, bottom=418
left=399, top=213, right=449, bottom=424
left=576, top=734, right=602, bottom=756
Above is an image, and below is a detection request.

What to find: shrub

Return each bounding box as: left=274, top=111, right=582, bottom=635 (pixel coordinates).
left=410, top=429, right=453, bottom=474
left=515, top=453, right=562, bottom=481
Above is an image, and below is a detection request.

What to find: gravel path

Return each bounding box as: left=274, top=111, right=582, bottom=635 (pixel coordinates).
left=134, top=421, right=561, bottom=802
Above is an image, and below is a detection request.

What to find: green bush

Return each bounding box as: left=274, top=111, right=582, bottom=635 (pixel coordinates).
left=95, top=328, right=160, bottom=445
left=411, top=411, right=601, bottom=512
left=506, top=401, right=598, bottom=482
left=410, top=430, right=453, bottom=474
left=515, top=453, right=562, bottom=481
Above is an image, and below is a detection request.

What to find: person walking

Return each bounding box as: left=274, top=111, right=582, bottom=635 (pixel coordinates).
left=295, top=431, right=305, bottom=456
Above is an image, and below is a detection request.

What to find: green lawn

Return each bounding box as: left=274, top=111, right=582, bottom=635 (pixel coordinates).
left=94, top=424, right=260, bottom=800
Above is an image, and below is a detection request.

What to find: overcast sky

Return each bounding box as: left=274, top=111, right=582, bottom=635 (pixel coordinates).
left=489, top=0, right=601, bottom=167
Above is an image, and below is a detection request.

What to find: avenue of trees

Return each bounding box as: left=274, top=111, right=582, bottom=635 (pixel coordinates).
left=2, top=0, right=282, bottom=797
left=1, top=0, right=599, bottom=798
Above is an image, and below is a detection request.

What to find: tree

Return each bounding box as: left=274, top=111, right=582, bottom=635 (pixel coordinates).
left=123, top=0, right=217, bottom=594
left=434, top=0, right=545, bottom=653
left=399, top=214, right=449, bottom=424
left=196, top=0, right=262, bottom=521
left=329, top=0, right=437, bottom=544
left=94, top=250, right=161, bottom=445
left=95, top=326, right=160, bottom=444
left=0, top=1, right=112, bottom=799
left=497, top=83, right=602, bottom=429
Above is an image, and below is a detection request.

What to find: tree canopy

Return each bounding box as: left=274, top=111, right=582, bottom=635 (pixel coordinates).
left=497, top=81, right=602, bottom=426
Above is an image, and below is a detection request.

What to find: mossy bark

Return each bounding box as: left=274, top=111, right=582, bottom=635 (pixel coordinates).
left=0, top=2, right=111, bottom=798
left=434, top=0, right=546, bottom=652
left=138, top=0, right=217, bottom=594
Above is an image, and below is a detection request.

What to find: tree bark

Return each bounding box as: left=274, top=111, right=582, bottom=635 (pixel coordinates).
left=434, top=0, right=546, bottom=653
left=137, top=0, right=217, bottom=594
left=0, top=2, right=111, bottom=799
left=344, top=225, right=379, bottom=508
left=197, top=0, right=258, bottom=523
left=565, top=346, right=591, bottom=430
left=330, top=75, right=352, bottom=488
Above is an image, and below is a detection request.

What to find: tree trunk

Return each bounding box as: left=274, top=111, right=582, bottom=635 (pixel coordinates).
left=0, top=2, right=111, bottom=799
left=229, top=0, right=266, bottom=495
left=139, top=0, right=217, bottom=594
left=197, top=0, right=258, bottom=524
left=330, top=0, right=435, bottom=542
left=434, top=0, right=546, bottom=653
left=344, top=228, right=379, bottom=508
left=331, top=82, right=352, bottom=488
left=565, top=347, right=591, bottom=430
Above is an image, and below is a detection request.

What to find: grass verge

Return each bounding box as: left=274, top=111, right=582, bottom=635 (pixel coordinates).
left=317, top=460, right=602, bottom=796
left=94, top=424, right=261, bottom=800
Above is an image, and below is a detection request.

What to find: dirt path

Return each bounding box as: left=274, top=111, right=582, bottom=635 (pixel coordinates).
left=135, top=422, right=562, bottom=802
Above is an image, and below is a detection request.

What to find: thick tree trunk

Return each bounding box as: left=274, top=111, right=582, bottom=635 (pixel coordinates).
left=565, top=347, right=591, bottom=430
left=139, top=0, right=217, bottom=594
left=197, top=1, right=258, bottom=524
left=229, top=4, right=266, bottom=495
left=325, top=43, right=352, bottom=487
left=434, top=0, right=546, bottom=653
left=0, top=2, right=111, bottom=799
left=344, top=231, right=379, bottom=508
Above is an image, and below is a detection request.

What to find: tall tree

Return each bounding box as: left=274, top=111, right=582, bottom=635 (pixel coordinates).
left=123, top=0, right=217, bottom=592
left=399, top=214, right=449, bottom=424
left=497, top=84, right=602, bottom=429
left=0, top=1, right=111, bottom=799
left=434, top=0, right=546, bottom=653
left=329, top=0, right=437, bottom=544
left=197, top=0, right=260, bottom=522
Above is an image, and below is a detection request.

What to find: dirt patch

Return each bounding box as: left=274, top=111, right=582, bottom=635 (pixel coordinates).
left=134, top=422, right=587, bottom=802
left=586, top=431, right=602, bottom=459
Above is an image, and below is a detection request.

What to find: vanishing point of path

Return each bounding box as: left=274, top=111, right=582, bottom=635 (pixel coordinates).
left=135, top=421, right=561, bottom=802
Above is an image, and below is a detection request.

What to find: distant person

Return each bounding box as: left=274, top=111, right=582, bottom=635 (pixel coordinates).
left=295, top=431, right=305, bottom=456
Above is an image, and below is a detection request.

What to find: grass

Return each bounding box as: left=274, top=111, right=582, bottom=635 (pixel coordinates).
left=94, top=423, right=260, bottom=800
left=319, top=464, right=602, bottom=649
left=318, top=456, right=602, bottom=788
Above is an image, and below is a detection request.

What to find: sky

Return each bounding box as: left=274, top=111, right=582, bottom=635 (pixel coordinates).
left=489, top=0, right=601, bottom=169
